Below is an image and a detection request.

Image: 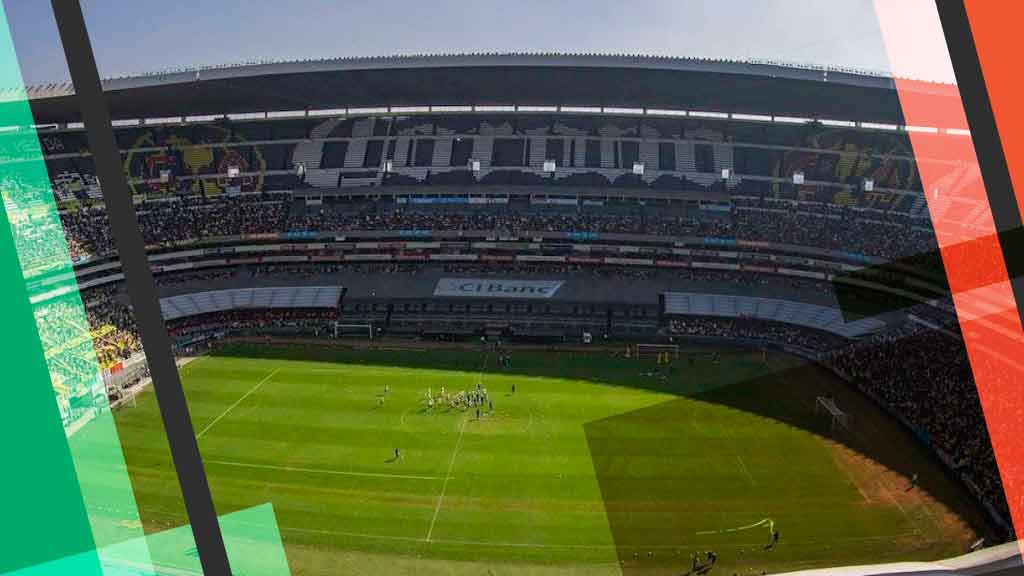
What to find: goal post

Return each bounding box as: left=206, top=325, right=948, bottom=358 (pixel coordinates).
left=815, top=396, right=851, bottom=432
left=634, top=343, right=680, bottom=361
left=334, top=323, right=374, bottom=340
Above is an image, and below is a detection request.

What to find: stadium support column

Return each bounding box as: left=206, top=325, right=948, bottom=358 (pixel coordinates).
left=49, top=1, right=233, bottom=574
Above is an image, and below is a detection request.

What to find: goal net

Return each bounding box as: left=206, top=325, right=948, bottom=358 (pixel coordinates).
left=334, top=323, right=374, bottom=339
left=815, top=396, right=851, bottom=432
left=633, top=343, right=680, bottom=360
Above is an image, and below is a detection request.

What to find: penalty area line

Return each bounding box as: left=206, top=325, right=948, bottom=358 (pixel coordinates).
left=196, top=367, right=280, bottom=439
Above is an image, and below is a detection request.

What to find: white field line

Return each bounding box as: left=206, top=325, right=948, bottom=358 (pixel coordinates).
left=273, top=523, right=922, bottom=550
left=426, top=417, right=468, bottom=541
left=881, top=483, right=923, bottom=535
left=196, top=368, right=280, bottom=439
left=735, top=454, right=757, bottom=486
left=204, top=459, right=451, bottom=481
left=138, top=504, right=924, bottom=551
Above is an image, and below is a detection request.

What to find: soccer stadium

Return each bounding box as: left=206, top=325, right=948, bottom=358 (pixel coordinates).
left=10, top=53, right=1018, bottom=575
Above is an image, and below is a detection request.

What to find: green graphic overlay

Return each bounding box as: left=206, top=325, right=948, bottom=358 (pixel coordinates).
left=0, top=4, right=291, bottom=574
left=0, top=1, right=156, bottom=572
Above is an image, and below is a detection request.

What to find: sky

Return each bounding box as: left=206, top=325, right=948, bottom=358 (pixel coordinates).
left=2, top=0, right=955, bottom=86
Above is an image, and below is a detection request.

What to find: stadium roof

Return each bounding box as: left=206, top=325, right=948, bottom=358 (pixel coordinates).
left=11, top=53, right=961, bottom=125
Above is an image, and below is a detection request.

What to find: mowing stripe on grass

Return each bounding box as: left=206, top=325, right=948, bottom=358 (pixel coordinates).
left=426, top=416, right=468, bottom=542
left=204, top=459, right=452, bottom=481
left=196, top=367, right=280, bottom=439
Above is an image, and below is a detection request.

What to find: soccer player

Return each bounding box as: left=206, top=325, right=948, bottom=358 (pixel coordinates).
left=394, top=448, right=401, bottom=461
left=511, top=383, right=516, bottom=395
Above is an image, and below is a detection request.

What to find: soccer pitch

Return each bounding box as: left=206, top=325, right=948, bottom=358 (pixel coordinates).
left=113, top=343, right=985, bottom=575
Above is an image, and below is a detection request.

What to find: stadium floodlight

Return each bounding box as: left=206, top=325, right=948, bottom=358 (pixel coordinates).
left=518, top=105, right=558, bottom=113
left=860, top=122, right=899, bottom=131
left=390, top=106, right=429, bottom=114
left=267, top=110, right=306, bottom=119
left=144, top=116, right=183, bottom=126
left=430, top=105, right=473, bottom=113
left=632, top=162, right=645, bottom=176
left=646, top=109, right=688, bottom=117
left=227, top=112, right=266, bottom=121
left=349, top=107, right=388, bottom=115
left=185, top=114, right=222, bottom=123
left=863, top=178, right=874, bottom=192
left=793, top=172, right=805, bottom=185
left=227, top=165, right=241, bottom=179
left=307, top=108, right=347, bottom=117
left=689, top=110, right=729, bottom=119
left=474, top=105, right=516, bottom=113
left=604, top=107, right=644, bottom=115
left=731, top=113, right=772, bottom=122
left=543, top=159, right=557, bottom=173
left=774, top=116, right=812, bottom=124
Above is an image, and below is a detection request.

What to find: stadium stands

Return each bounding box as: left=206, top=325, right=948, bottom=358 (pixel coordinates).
left=20, top=54, right=1008, bottom=547
left=827, top=322, right=1010, bottom=531
left=662, top=292, right=886, bottom=338
left=159, top=286, right=343, bottom=321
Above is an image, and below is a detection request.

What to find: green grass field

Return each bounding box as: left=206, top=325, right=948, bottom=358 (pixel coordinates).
left=113, top=343, right=987, bottom=575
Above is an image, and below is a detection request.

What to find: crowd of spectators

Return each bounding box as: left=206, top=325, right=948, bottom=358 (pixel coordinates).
left=57, top=195, right=940, bottom=262
left=730, top=206, right=937, bottom=259
left=251, top=262, right=425, bottom=278
left=66, top=263, right=1005, bottom=534
left=155, top=268, right=240, bottom=286
left=83, top=287, right=140, bottom=366
left=826, top=323, right=1008, bottom=527
left=168, top=308, right=338, bottom=340
left=666, top=313, right=1009, bottom=533
left=288, top=206, right=701, bottom=237
left=668, top=316, right=846, bottom=352
left=243, top=261, right=835, bottom=296
left=60, top=195, right=291, bottom=260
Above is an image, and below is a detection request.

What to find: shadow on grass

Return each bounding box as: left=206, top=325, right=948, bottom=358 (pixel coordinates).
left=584, top=358, right=996, bottom=574
left=190, top=339, right=995, bottom=571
